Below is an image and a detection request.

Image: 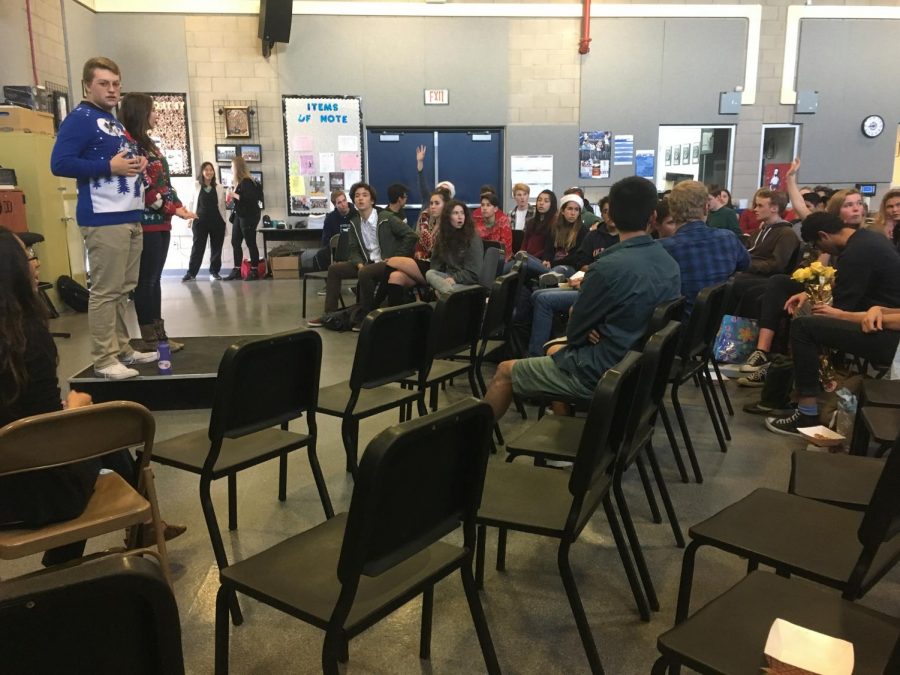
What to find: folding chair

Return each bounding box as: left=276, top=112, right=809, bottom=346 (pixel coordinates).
left=215, top=399, right=500, bottom=675
left=0, top=554, right=184, bottom=674
left=301, top=233, right=351, bottom=318
left=675, top=432, right=900, bottom=626
left=476, top=352, right=647, bottom=674
left=0, top=401, right=170, bottom=584
left=789, top=449, right=885, bottom=511
left=316, top=303, right=432, bottom=477
left=152, top=330, right=333, bottom=622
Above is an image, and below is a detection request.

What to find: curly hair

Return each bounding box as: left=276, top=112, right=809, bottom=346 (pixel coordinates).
left=0, top=228, right=48, bottom=407
left=432, top=200, right=476, bottom=263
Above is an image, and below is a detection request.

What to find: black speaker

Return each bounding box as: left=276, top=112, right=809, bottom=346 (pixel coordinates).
left=258, top=0, right=292, bottom=44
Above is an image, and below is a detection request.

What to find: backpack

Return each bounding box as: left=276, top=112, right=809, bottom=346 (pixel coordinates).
left=57, top=275, right=89, bottom=313
left=322, top=304, right=366, bottom=332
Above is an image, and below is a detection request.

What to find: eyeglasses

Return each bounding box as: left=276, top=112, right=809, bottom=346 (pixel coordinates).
left=26, top=248, right=38, bottom=262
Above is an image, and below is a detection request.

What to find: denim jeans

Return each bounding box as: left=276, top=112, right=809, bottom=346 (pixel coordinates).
left=135, top=230, right=170, bottom=326
left=528, top=288, right=579, bottom=356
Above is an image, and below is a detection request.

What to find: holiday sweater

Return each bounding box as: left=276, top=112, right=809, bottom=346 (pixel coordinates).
left=141, top=153, right=182, bottom=232
left=50, top=101, right=144, bottom=226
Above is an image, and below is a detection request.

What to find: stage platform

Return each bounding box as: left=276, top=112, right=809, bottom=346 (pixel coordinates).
left=68, top=336, right=252, bottom=411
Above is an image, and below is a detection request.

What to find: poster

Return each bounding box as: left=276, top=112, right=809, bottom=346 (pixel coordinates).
left=579, top=131, right=611, bottom=179
left=283, top=95, right=363, bottom=215
left=763, top=163, right=791, bottom=192
left=635, top=150, right=655, bottom=179
left=510, top=154, right=553, bottom=195
left=147, top=93, right=192, bottom=177
left=613, top=134, right=634, bottom=165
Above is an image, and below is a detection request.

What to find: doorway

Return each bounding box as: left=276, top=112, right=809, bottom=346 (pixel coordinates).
left=656, top=125, right=735, bottom=192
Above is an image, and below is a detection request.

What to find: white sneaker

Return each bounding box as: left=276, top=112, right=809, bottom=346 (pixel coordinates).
left=95, top=362, right=139, bottom=380
left=119, top=350, right=159, bottom=365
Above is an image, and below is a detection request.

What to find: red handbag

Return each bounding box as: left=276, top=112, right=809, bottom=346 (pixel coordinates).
left=240, top=259, right=267, bottom=279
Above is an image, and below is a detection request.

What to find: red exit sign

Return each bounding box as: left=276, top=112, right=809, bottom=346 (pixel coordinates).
left=424, top=89, right=449, bottom=105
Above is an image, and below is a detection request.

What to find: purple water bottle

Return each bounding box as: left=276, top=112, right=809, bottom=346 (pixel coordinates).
left=157, top=340, right=172, bottom=375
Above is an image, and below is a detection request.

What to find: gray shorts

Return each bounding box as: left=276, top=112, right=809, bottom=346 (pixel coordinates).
left=511, top=356, right=596, bottom=401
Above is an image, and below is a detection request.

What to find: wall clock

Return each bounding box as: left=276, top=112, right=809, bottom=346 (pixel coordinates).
left=861, top=115, right=884, bottom=138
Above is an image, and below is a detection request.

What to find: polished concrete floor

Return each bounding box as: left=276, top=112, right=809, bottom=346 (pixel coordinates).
left=10, top=276, right=899, bottom=674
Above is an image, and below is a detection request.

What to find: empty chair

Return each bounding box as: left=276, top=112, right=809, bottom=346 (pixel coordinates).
left=151, top=329, right=333, bottom=622
left=400, top=285, right=486, bottom=412
left=301, top=233, right=349, bottom=318
left=316, top=303, right=433, bottom=477
left=0, top=401, right=170, bottom=584
left=476, top=351, right=646, bottom=674
left=675, top=432, right=900, bottom=626
left=789, top=449, right=885, bottom=510
left=214, top=398, right=500, bottom=675
left=653, top=571, right=900, bottom=675
left=0, top=554, right=184, bottom=675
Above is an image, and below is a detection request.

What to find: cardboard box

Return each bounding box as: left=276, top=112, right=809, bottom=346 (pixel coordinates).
left=0, top=106, right=54, bottom=135
left=269, top=255, right=300, bottom=279
left=0, top=189, right=27, bottom=232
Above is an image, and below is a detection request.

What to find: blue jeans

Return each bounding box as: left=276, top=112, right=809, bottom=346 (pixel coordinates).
left=528, top=288, right=579, bottom=356
left=502, top=255, right=575, bottom=278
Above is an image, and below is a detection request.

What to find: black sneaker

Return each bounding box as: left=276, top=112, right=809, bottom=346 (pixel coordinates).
left=182, top=273, right=195, bottom=282
left=764, top=409, right=819, bottom=437
left=737, top=363, right=768, bottom=388
left=224, top=269, right=241, bottom=281
left=209, top=272, right=222, bottom=281
left=740, top=349, right=770, bottom=373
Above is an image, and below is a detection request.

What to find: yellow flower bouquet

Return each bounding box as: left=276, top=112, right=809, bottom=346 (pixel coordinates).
left=791, top=261, right=838, bottom=391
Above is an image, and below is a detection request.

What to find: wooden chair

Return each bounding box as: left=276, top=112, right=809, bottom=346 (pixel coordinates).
left=0, top=401, right=169, bottom=584
left=214, top=399, right=500, bottom=675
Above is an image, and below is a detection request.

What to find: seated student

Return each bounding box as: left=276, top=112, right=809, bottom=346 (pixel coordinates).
left=660, top=181, right=749, bottom=317
left=541, top=194, right=588, bottom=278
left=738, top=190, right=762, bottom=236
left=563, top=186, right=601, bottom=230
left=650, top=198, right=676, bottom=239
left=425, top=200, right=484, bottom=294
left=484, top=176, right=681, bottom=420
left=507, top=182, right=535, bottom=231
left=0, top=228, right=184, bottom=565
left=767, top=303, right=900, bottom=436
left=706, top=184, right=742, bottom=236
left=737, top=188, right=867, bottom=379
left=473, top=191, right=512, bottom=260
left=307, top=183, right=416, bottom=328
left=300, top=189, right=355, bottom=272
left=504, top=189, right=557, bottom=276
left=384, top=183, right=409, bottom=224
left=871, top=187, right=900, bottom=250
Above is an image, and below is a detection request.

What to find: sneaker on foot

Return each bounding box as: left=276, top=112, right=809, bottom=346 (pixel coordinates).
left=765, top=409, right=819, bottom=437
left=740, top=349, right=771, bottom=373
left=95, top=362, right=139, bottom=380
left=119, top=350, right=159, bottom=365
left=307, top=316, right=325, bottom=328
left=209, top=272, right=222, bottom=281
left=182, top=273, right=195, bottom=282
left=316, top=288, right=327, bottom=296
left=737, top=364, right=768, bottom=388
left=351, top=323, right=362, bottom=332
left=224, top=269, right=241, bottom=281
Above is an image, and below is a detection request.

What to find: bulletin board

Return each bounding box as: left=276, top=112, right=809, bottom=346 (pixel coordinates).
left=146, top=93, right=192, bottom=177
left=282, top=95, right=364, bottom=216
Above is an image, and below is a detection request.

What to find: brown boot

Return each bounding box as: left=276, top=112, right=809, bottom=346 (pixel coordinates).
left=155, top=319, right=184, bottom=352
left=133, top=324, right=158, bottom=352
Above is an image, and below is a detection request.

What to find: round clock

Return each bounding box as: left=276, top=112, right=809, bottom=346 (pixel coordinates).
left=861, top=115, right=884, bottom=138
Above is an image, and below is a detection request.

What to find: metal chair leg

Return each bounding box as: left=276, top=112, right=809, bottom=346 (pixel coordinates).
left=613, top=477, right=659, bottom=611
left=659, top=405, right=689, bottom=484
left=341, top=418, right=360, bottom=477
left=227, top=473, right=238, bottom=531
left=635, top=456, right=662, bottom=524
left=307, top=444, right=335, bottom=519
left=214, top=584, right=231, bottom=675
left=558, top=541, right=606, bottom=674
left=675, top=540, right=702, bottom=624
left=476, top=524, right=487, bottom=588
left=278, top=452, right=288, bottom=502
left=704, top=365, right=731, bottom=442
left=698, top=372, right=727, bottom=452
left=496, top=528, right=507, bottom=571
left=201, top=476, right=243, bottom=625
left=645, top=442, right=685, bottom=547
left=419, top=586, right=434, bottom=659
left=670, top=383, right=704, bottom=483
left=461, top=564, right=502, bottom=675
left=711, top=359, right=734, bottom=416
left=602, top=496, right=650, bottom=621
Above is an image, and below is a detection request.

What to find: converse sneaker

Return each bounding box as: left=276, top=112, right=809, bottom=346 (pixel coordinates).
left=765, top=409, right=819, bottom=437
left=95, top=362, right=139, bottom=380
left=740, top=349, right=771, bottom=373
left=119, top=350, right=159, bottom=365
left=737, top=364, right=768, bottom=388
left=307, top=316, right=325, bottom=328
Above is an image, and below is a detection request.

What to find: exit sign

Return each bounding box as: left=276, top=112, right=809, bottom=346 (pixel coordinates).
left=424, top=89, right=449, bottom=105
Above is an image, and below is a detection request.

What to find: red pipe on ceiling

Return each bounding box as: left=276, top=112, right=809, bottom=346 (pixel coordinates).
left=579, top=0, right=592, bottom=54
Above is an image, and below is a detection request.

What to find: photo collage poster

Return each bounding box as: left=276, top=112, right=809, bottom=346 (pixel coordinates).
left=147, top=93, right=192, bottom=177
left=578, top=131, right=611, bottom=179
left=283, top=96, right=363, bottom=216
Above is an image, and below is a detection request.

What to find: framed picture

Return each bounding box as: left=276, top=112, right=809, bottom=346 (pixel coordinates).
left=219, top=166, right=234, bottom=187
left=224, top=105, right=251, bottom=138
left=700, top=130, right=714, bottom=154
left=239, top=144, right=262, bottom=162
left=664, top=146, right=672, bottom=166
left=215, top=144, right=237, bottom=164
left=673, top=145, right=681, bottom=165
left=146, top=93, right=192, bottom=177
left=691, top=143, right=700, bottom=164
left=681, top=144, right=691, bottom=166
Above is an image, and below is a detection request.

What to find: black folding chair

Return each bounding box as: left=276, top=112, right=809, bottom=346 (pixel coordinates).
left=152, top=330, right=333, bottom=624
left=316, top=303, right=432, bottom=477
left=0, top=554, right=184, bottom=675
left=675, top=432, right=900, bottom=626
left=476, top=351, right=646, bottom=674
left=789, top=449, right=885, bottom=511
left=215, top=399, right=500, bottom=675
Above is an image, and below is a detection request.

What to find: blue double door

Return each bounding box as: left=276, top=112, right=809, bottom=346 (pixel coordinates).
left=365, top=128, right=504, bottom=225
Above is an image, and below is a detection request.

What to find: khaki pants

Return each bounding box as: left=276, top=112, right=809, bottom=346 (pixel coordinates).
left=81, top=223, right=143, bottom=369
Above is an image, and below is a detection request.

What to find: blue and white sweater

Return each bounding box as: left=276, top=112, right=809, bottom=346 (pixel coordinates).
left=50, top=101, right=144, bottom=227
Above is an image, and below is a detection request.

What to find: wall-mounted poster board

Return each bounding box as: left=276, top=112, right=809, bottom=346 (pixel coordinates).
left=146, top=93, right=192, bottom=177
left=283, top=95, right=363, bottom=216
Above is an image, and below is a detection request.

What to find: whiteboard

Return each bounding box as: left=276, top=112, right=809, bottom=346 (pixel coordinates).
left=282, top=95, right=364, bottom=216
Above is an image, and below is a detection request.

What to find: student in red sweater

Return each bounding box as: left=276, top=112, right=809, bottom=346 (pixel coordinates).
left=473, top=192, right=512, bottom=260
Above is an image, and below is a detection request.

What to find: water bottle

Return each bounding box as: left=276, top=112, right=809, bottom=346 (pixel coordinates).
left=157, top=340, right=172, bottom=375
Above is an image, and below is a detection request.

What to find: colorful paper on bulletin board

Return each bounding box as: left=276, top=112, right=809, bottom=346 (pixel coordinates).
left=283, top=96, right=363, bottom=216
left=613, top=134, right=634, bottom=165
left=289, top=175, right=306, bottom=195
left=578, top=131, right=611, bottom=179
left=635, top=150, right=655, bottom=179
left=343, top=170, right=361, bottom=188
left=329, top=172, right=345, bottom=191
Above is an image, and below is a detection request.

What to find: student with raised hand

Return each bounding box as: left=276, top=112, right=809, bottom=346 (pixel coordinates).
left=119, top=92, right=196, bottom=352
left=50, top=56, right=157, bottom=380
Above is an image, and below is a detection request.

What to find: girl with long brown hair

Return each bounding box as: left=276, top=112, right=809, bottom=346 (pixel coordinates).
left=225, top=155, right=263, bottom=280
left=425, top=200, right=483, bottom=294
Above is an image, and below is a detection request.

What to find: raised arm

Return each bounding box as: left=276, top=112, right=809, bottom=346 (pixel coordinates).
left=785, top=157, right=811, bottom=221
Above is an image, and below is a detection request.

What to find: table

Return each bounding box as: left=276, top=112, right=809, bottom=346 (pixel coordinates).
left=259, top=227, right=321, bottom=265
